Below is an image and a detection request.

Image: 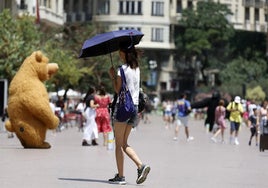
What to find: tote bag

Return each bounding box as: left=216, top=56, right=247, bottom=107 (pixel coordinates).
left=116, top=67, right=136, bottom=122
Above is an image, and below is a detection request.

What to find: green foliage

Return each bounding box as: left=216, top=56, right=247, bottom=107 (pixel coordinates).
left=42, top=40, right=91, bottom=91
left=0, top=9, right=41, bottom=82
left=175, top=0, right=268, bottom=98
left=219, top=56, right=267, bottom=96
left=0, top=10, right=97, bottom=93
left=230, top=30, right=266, bottom=60
left=177, top=0, right=234, bottom=60
left=246, top=86, right=266, bottom=103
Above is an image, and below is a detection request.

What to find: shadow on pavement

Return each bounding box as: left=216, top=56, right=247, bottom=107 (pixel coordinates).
left=58, top=177, right=108, bottom=184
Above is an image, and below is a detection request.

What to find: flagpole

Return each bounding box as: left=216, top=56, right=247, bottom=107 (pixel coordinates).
left=35, top=0, right=40, bottom=25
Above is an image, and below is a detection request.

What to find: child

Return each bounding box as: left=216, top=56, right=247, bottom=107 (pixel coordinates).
left=247, top=108, right=259, bottom=146
left=211, top=99, right=226, bottom=143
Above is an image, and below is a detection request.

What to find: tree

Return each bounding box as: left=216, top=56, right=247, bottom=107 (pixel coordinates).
left=175, top=0, right=235, bottom=85
left=219, top=56, right=267, bottom=96
left=42, top=40, right=91, bottom=93
left=0, top=10, right=41, bottom=82
left=246, top=86, right=266, bottom=103
left=0, top=10, right=150, bottom=96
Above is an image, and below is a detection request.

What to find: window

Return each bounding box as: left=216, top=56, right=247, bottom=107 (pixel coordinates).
left=43, top=0, right=51, bottom=8
left=119, top=27, right=141, bottom=31
left=20, top=0, right=26, bottom=9
left=160, top=82, right=167, bottom=90
left=187, top=0, right=193, bottom=9
left=245, top=7, right=249, bottom=20
left=255, top=8, right=259, bottom=21
left=176, top=0, right=182, bottom=13
left=151, top=28, right=164, bottom=42
left=152, top=1, right=164, bottom=16
left=98, top=0, right=110, bottom=14
left=119, top=0, right=142, bottom=15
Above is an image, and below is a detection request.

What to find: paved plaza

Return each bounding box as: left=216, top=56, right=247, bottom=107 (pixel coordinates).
left=0, top=114, right=267, bottom=188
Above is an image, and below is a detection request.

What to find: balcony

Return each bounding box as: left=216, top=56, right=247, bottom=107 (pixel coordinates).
left=243, top=0, right=265, bottom=8
left=66, top=12, right=92, bottom=23
left=39, top=6, right=64, bottom=25
left=18, top=3, right=27, bottom=10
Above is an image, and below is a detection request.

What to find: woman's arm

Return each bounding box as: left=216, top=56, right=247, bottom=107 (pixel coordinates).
left=90, top=99, right=99, bottom=109
left=109, top=66, right=122, bottom=94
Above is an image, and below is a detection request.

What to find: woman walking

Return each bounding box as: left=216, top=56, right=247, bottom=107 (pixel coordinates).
left=108, top=45, right=150, bottom=185
left=82, top=86, right=99, bottom=146
left=94, top=86, right=112, bottom=146
left=211, top=99, right=227, bottom=143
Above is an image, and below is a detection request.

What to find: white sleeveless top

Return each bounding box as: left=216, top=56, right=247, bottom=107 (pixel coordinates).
left=117, top=64, right=140, bottom=105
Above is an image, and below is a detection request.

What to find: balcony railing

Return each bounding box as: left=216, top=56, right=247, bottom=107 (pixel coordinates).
left=243, top=0, right=265, bottom=8
left=66, top=12, right=92, bottom=23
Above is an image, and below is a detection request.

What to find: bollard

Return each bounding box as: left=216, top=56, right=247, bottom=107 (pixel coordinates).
left=107, top=131, right=115, bottom=150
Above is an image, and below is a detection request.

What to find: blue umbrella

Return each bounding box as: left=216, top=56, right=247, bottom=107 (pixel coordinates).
left=79, top=29, right=144, bottom=60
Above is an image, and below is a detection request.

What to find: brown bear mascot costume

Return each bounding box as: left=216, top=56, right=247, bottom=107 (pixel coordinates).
left=5, top=51, right=59, bottom=149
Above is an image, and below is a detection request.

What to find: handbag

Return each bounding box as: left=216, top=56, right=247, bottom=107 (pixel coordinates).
left=116, top=67, right=136, bottom=122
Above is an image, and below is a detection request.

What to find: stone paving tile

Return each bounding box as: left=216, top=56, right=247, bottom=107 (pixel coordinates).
left=1, top=114, right=268, bottom=188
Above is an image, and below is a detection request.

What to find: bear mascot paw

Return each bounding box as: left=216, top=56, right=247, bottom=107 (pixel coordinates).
left=5, top=51, right=59, bottom=149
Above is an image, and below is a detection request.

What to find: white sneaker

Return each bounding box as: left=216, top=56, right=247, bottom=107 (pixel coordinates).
left=173, top=137, right=178, bottom=141
left=187, top=136, right=194, bottom=142
left=211, top=137, right=217, bottom=143
left=234, top=138, right=239, bottom=145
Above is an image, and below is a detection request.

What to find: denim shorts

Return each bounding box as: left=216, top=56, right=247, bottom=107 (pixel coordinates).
left=112, top=105, right=139, bottom=127
left=230, top=121, right=240, bottom=131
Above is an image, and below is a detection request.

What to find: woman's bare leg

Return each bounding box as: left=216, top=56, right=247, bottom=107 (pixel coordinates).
left=123, top=125, right=143, bottom=169
left=114, top=122, right=126, bottom=177
left=114, top=122, right=143, bottom=177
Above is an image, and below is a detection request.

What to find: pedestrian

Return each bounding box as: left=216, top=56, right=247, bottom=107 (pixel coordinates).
left=191, top=90, right=221, bottom=132
left=211, top=99, right=227, bottom=143
left=49, top=99, right=57, bottom=135
left=56, top=96, right=65, bottom=120
left=108, top=44, right=150, bottom=185
left=1, top=106, right=14, bottom=138
left=247, top=108, right=259, bottom=146
left=94, top=85, right=112, bottom=146
left=174, top=92, right=194, bottom=142
left=259, top=99, right=268, bottom=134
left=226, top=96, right=244, bottom=145
left=171, top=101, right=177, bottom=124
left=81, top=86, right=99, bottom=146
left=163, top=100, right=173, bottom=129
left=76, top=99, right=86, bottom=132
left=143, top=100, right=152, bottom=124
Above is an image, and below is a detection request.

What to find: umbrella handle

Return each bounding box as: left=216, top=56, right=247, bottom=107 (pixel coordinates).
left=109, top=52, right=114, bottom=67
left=127, top=35, right=134, bottom=50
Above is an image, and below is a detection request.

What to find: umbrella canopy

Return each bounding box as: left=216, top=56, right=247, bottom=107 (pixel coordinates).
left=79, top=29, right=144, bottom=58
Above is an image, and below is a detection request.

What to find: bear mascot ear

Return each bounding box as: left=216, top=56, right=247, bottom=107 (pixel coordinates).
left=35, top=51, right=43, bottom=63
